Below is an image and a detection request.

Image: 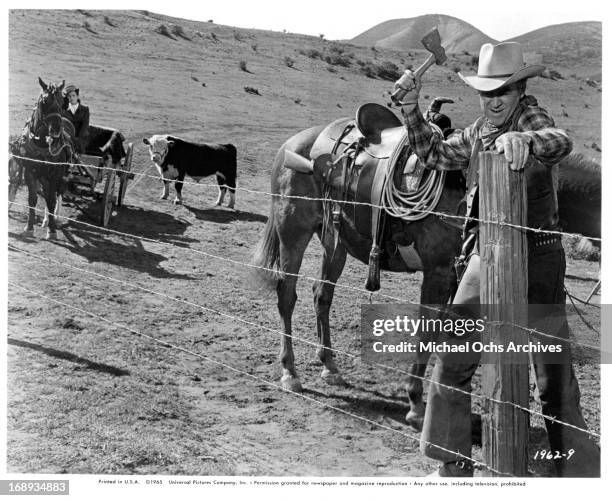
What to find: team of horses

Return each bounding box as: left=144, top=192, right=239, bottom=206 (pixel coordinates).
left=10, top=78, right=601, bottom=431
left=9, top=78, right=77, bottom=239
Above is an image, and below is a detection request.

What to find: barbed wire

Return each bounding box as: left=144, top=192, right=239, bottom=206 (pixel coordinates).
left=8, top=241, right=601, bottom=439
left=8, top=200, right=602, bottom=355
left=9, top=154, right=601, bottom=242
left=7, top=279, right=511, bottom=476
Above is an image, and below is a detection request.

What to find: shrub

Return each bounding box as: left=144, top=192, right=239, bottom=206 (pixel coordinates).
left=326, top=65, right=337, bottom=73
left=210, top=32, right=219, bottom=42
left=325, top=53, right=352, bottom=67
left=155, top=24, right=175, bottom=40
left=284, top=56, right=295, bottom=68
left=103, top=16, right=115, bottom=27
left=244, top=86, right=260, bottom=95
left=564, top=236, right=600, bottom=261
left=251, top=44, right=258, bottom=52
left=171, top=24, right=190, bottom=40
left=233, top=30, right=244, bottom=42
left=359, top=62, right=377, bottom=78
left=300, top=48, right=322, bottom=59
left=375, top=60, right=401, bottom=81
left=239, top=60, right=248, bottom=72
left=77, top=9, right=92, bottom=17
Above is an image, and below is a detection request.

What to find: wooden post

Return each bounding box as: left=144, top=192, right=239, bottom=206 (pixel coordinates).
left=478, top=152, right=530, bottom=476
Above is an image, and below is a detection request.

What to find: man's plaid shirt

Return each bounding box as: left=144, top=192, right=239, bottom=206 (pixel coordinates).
left=402, top=97, right=573, bottom=171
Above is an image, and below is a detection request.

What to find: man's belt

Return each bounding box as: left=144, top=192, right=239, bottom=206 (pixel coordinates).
left=527, top=231, right=563, bottom=252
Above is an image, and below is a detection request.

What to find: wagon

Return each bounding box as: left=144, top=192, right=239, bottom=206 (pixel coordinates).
left=65, top=125, right=134, bottom=227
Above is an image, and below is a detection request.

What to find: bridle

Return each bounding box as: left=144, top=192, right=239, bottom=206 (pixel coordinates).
left=29, top=85, right=73, bottom=158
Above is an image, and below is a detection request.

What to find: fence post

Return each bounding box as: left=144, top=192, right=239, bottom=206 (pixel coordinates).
left=478, top=152, right=530, bottom=476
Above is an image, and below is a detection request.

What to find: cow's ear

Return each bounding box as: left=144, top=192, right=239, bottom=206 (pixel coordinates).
left=143, top=138, right=150, bottom=145
left=167, top=140, right=175, bottom=148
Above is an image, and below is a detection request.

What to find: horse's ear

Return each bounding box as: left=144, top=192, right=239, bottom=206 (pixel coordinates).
left=59, top=80, right=65, bottom=91
left=167, top=140, right=175, bottom=148
left=38, top=77, right=47, bottom=91
left=143, top=137, right=150, bottom=145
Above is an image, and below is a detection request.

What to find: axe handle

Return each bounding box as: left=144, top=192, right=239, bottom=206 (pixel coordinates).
left=414, top=53, right=437, bottom=79
left=390, top=53, right=437, bottom=104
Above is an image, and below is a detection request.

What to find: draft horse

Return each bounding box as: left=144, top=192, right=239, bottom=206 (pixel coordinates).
left=10, top=77, right=76, bottom=239
left=252, top=107, right=601, bottom=430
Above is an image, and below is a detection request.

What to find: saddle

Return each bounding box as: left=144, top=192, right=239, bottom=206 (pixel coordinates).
left=310, top=103, right=426, bottom=291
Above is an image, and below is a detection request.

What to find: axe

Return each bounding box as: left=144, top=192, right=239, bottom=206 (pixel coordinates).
left=391, top=27, right=447, bottom=105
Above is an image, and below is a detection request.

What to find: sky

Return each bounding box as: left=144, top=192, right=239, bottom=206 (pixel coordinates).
left=8, top=0, right=607, bottom=41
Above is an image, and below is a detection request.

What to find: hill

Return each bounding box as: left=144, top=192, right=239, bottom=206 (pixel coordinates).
left=8, top=9, right=601, bottom=166
left=508, top=21, right=601, bottom=76
left=350, top=14, right=496, bottom=53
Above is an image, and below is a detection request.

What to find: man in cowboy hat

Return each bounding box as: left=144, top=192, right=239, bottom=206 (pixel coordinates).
left=62, top=83, right=90, bottom=154
left=395, top=42, right=600, bottom=477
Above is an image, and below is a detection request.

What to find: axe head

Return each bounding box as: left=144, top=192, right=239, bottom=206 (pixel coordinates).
left=421, top=27, right=447, bottom=65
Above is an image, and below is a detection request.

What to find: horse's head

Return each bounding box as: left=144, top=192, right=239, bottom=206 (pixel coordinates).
left=35, top=77, right=65, bottom=141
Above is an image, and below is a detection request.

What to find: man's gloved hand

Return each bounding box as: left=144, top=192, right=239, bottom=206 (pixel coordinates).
left=394, top=70, right=422, bottom=109
left=495, top=132, right=532, bottom=171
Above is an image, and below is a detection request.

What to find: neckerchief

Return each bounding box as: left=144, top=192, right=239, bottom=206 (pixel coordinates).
left=68, top=102, right=79, bottom=114
left=479, top=94, right=538, bottom=150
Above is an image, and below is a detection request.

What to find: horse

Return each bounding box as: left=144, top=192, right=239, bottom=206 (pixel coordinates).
left=251, top=105, right=602, bottom=431
left=11, top=77, right=77, bottom=239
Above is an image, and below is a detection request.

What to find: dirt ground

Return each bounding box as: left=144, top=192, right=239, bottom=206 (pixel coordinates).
left=6, top=9, right=602, bottom=477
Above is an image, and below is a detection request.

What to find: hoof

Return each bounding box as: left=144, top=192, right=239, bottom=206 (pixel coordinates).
left=160, top=195, right=168, bottom=200
left=280, top=374, right=303, bottom=392
left=405, top=409, right=424, bottom=431
left=227, top=203, right=235, bottom=210
left=173, top=199, right=183, bottom=205
left=41, top=220, right=49, bottom=228
left=321, top=368, right=346, bottom=386
left=45, top=231, right=58, bottom=241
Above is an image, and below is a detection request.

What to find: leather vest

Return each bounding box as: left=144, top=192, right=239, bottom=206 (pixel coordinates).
left=463, top=115, right=560, bottom=236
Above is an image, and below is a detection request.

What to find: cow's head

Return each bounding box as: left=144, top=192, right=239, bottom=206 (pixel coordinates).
left=142, top=135, right=175, bottom=166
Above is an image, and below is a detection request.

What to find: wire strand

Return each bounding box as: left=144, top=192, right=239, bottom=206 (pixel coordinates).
left=7, top=279, right=511, bottom=476
left=10, top=154, right=600, bottom=242
left=8, top=242, right=600, bottom=439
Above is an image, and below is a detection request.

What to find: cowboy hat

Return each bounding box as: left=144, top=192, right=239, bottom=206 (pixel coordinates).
left=63, top=84, right=80, bottom=96
left=458, top=42, right=545, bottom=92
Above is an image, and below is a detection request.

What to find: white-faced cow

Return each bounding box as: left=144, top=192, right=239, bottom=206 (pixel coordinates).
left=142, top=134, right=237, bottom=208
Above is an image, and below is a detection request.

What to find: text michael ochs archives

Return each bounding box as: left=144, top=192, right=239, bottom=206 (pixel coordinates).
left=359, top=304, right=586, bottom=365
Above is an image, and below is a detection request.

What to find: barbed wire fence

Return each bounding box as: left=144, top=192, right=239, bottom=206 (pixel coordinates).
left=7, top=152, right=602, bottom=476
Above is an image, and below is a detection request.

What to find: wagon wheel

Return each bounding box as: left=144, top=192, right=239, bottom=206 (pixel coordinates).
left=100, top=167, right=117, bottom=227
left=117, top=142, right=134, bottom=207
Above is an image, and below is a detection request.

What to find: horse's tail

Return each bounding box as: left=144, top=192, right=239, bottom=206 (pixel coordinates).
left=250, top=204, right=282, bottom=289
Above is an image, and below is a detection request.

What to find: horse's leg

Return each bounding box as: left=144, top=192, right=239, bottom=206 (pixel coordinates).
left=44, top=186, right=58, bottom=240
left=277, top=230, right=314, bottom=392
left=313, top=233, right=348, bottom=385
left=406, top=264, right=454, bottom=430
left=23, top=175, right=37, bottom=236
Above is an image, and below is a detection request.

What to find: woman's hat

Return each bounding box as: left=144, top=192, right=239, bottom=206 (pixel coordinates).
left=458, top=42, right=545, bottom=92
left=63, top=84, right=80, bottom=96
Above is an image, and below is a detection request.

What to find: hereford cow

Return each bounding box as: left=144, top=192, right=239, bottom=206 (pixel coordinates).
left=142, top=134, right=237, bottom=208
